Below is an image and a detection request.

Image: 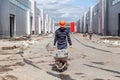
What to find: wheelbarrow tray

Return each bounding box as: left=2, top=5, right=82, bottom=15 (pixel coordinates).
left=54, top=56, right=68, bottom=62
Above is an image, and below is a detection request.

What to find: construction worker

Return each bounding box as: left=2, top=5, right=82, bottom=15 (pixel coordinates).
left=54, top=20, right=72, bottom=50
left=88, top=31, right=93, bottom=40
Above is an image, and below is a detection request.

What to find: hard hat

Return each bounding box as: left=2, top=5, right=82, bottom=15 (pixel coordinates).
left=59, top=20, right=66, bottom=27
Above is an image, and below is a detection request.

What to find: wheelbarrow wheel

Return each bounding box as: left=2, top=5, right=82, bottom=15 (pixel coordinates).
left=58, top=69, right=64, bottom=72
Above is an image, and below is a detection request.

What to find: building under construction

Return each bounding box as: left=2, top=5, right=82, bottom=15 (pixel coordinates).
left=77, top=0, right=120, bottom=36
left=0, top=0, right=31, bottom=38
left=0, top=0, right=55, bottom=38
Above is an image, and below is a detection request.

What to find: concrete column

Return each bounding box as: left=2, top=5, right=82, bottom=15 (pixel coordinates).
left=34, top=1, right=37, bottom=34
left=46, top=14, right=49, bottom=33
left=99, top=0, right=103, bottom=34
left=103, top=0, right=109, bottom=36
left=27, top=10, right=30, bottom=35
left=49, top=18, right=52, bottom=33
left=102, top=0, right=105, bottom=35
left=45, top=15, right=47, bottom=34
left=38, top=16, right=42, bottom=34
left=30, top=0, right=36, bottom=34
left=90, top=7, right=93, bottom=32
left=52, top=20, right=55, bottom=33
left=84, top=12, right=87, bottom=33
left=40, top=9, right=44, bottom=33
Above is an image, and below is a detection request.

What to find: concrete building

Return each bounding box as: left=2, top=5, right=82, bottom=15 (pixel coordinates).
left=40, top=9, right=45, bottom=34
left=105, top=0, right=120, bottom=36
left=86, top=7, right=93, bottom=33
left=52, top=20, right=55, bottom=33
left=78, top=0, right=120, bottom=36
left=95, top=0, right=120, bottom=36
left=76, top=19, right=80, bottom=33
left=0, top=0, right=31, bottom=38
left=49, top=17, right=52, bottom=33
left=92, top=0, right=120, bottom=36
left=81, top=7, right=93, bottom=33
left=44, top=14, right=47, bottom=34
left=36, top=8, right=42, bottom=35
left=92, top=3, right=100, bottom=34
left=81, top=16, right=84, bottom=33
left=84, top=12, right=87, bottom=33
left=30, top=0, right=35, bottom=34
left=30, top=0, right=42, bottom=35
left=0, top=0, right=57, bottom=38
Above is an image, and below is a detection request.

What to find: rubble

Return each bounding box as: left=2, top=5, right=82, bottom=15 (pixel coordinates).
left=83, top=33, right=87, bottom=37
left=100, top=40, right=120, bottom=47
left=46, top=43, right=54, bottom=51
left=1, top=75, right=17, bottom=80
left=0, top=49, right=22, bottom=55
left=9, top=37, right=27, bottom=41
left=47, top=34, right=54, bottom=37
left=27, top=40, right=38, bottom=45
left=1, top=46, right=17, bottom=50
left=93, top=36, right=120, bottom=47
left=43, top=34, right=54, bottom=38
left=103, top=39, right=110, bottom=43
left=100, top=37, right=120, bottom=40
left=113, top=41, right=120, bottom=46
left=0, top=45, right=23, bottom=55
left=9, top=35, right=31, bottom=41
left=22, top=40, right=38, bottom=47
left=19, top=40, right=38, bottom=51
left=0, top=66, right=13, bottom=73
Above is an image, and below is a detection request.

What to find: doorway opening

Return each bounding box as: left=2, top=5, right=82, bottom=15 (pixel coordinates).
left=118, top=14, right=120, bottom=36
left=86, top=24, right=88, bottom=33
left=10, top=14, right=15, bottom=37
left=30, top=16, right=33, bottom=34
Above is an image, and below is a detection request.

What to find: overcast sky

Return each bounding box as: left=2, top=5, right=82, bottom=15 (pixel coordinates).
left=36, top=0, right=99, bottom=23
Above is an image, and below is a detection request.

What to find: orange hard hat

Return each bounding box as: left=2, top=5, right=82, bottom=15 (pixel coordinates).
left=59, top=20, right=66, bottom=27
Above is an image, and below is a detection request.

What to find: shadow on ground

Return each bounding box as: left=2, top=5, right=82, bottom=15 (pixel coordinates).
left=19, top=53, right=42, bottom=70
left=84, top=64, right=120, bottom=74
left=47, top=71, right=75, bottom=80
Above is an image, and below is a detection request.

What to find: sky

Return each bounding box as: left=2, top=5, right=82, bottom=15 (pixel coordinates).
left=36, top=0, right=99, bottom=23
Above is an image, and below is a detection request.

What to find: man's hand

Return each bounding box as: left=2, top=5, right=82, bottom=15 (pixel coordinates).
left=53, top=46, right=57, bottom=51
left=68, top=46, right=72, bottom=52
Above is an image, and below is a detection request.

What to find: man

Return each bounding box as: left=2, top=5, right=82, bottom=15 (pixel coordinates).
left=54, top=20, right=72, bottom=50
left=88, top=31, right=93, bottom=40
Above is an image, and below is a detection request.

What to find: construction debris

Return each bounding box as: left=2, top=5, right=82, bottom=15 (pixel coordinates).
left=43, top=34, right=53, bottom=38
left=103, top=39, right=110, bottom=43
left=9, top=34, right=31, bottom=41
left=23, top=34, right=31, bottom=40
left=18, top=40, right=38, bottom=51
left=22, top=40, right=38, bottom=47
left=100, top=37, right=120, bottom=40
left=83, top=33, right=87, bottom=37
left=113, top=41, right=120, bottom=46
left=1, top=46, right=17, bottom=50
left=9, top=37, right=28, bottom=41
left=0, top=49, right=22, bottom=55
left=46, top=43, right=54, bottom=51
left=0, top=41, right=37, bottom=53
left=2, top=75, right=18, bottom=80
left=100, top=39, right=120, bottom=47
left=26, top=40, right=38, bottom=45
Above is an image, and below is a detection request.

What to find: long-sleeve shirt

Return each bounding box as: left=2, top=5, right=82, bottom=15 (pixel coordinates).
left=54, top=28, right=72, bottom=50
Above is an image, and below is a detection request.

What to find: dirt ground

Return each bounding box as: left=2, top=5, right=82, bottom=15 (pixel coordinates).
left=0, top=34, right=120, bottom=80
